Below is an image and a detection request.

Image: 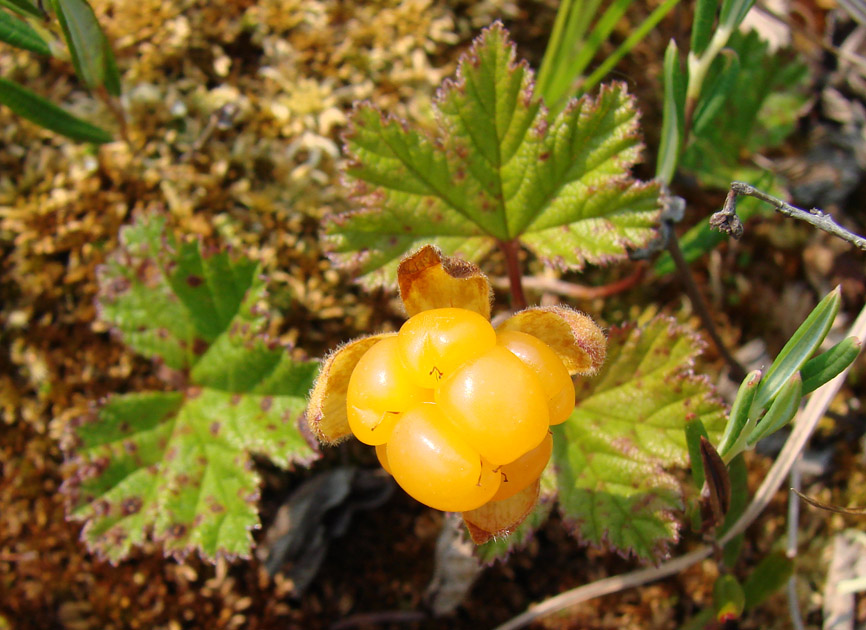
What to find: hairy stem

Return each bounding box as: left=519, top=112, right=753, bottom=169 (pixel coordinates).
left=499, top=239, right=527, bottom=310
left=666, top=233, right=747, bottom=381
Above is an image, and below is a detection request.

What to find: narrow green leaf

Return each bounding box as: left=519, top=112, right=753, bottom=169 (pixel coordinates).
left=716, top=369, right=761, bottom=458
left=550, top=0, right=633, bottom=104
left=657, top=39, right=685, bottom=184
left=66, top=214, right=320, bottom=563
left=685, top=417, right=710, bottom=489
left=679, top=31, right=808, bottom=187
left=691, top=0, right=719, bottom=55
left=719, top=453, right=747, bottom=567
left=102, top=34, right=121, bottom=96
left=0, top=77, right=112, bottom=142
left=752, top=287, right=840, bottom=412
left=801, top=336, right=862, bottom=394
left=554, top=315, right=726, bottom=562
left=51, top=0, right=108, bottom=89
left=713, top=574, right=745, bottom=621
left=692, top=50, right=740, bottom=136
left=719, top=0, right=756, bottom=30
left=743, top=552, right=795, bottom=610
left=328, top=23, right=660, bottom=285
left=747, top=373, right=802, bottom=446
left=0, top=0, right=43, bottom=19
left=582, top=0, right=682, bottom=95
left=0, top=10, right=50, bottom=54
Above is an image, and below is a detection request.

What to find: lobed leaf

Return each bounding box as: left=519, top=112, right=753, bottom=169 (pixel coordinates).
left=97, top=215, right=259, bottom=371
left=64, top=215, right=319, bottom=563
left=554, top=316, right=726, bottom=562
left=326, top=22, right=660, bottom=285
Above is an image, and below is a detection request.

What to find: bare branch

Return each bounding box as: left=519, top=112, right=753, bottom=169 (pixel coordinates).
left=711, top=181, right=866, bottom=251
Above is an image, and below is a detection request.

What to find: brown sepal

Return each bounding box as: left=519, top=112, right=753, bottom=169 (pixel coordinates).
left=462, top=479, right=540, bottom=544
left=306, top=333, right=394, bottom=444
left=497, top=306, right=606, bottom=375
left=397, top=245, right=491, bottom=320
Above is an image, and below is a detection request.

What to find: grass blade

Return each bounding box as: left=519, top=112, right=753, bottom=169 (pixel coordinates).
left=51, top=0, right=107, bottom=89
left=747, top=373, right=802, bottom=446
left=0, top=9, right=50, bottom=55
left=801, top=336, right=862, bottom=394
left=752, top=286, right=840, bottom=412
left=0, top=76, right=112, bottom=142
left=717, top=369, right=761, bottom=459
left=0, top=0, right=43, bottom=19
left=582, top=0, right=681, bottom=95
left=656, top=38, right=684, bottom=184
left=691, top=0, right=719, bottom=56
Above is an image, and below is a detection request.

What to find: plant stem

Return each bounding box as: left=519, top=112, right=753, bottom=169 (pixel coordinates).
left=666, top=233, right=747, bottom=381
left=490, top=262, right=646, bottom=300
left=96, top=86, right=131, bottom=147
left=499, top=239, right=527, bottom=310
left=712, top=182, right=866, bottom=251
left=493, top=301, right=866, bottom=630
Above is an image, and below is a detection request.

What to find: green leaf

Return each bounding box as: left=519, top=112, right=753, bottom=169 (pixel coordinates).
left=691, top=0, right=719, bottom=56
left=719, top=0, right=755, bottom=30
left=327, top=23, right=660, bottom=286
left=680, top=30, right=809, bottom=181
left=716, top=369, right=761, bottom=459
left=657, top=39, right=685, bottom=184
left=743, top=552, right=795, bottom=610
left=0, top=0, right=43, bottom=19
left=719, top=453, right=747, bottom=567
left=752, top=287, right=840, bottom=412
left=692, top=49, right=740, bottom=137
left=553, top=316, right=727, bottom=562
left=801, top=336, right=862, bottom=394
left=0, top=10, right=50, bottom=54
left=66, top=215, right=319, bottom=563
left=714, top=574, right=745, bottom=621
left=581, top=0, right=681, bottom=95
left=685, top=418, right=709, bottom=489
left=0, top=77, right=112, bottom=142
left=746, top=373, right=802, bottom=446
left=50, top=0, right=116, bottom=91
left=97, top=216, right=259, bottom=371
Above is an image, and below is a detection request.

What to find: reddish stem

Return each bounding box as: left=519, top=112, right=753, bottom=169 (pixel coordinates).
left=499, top=239, right=527, bottom=310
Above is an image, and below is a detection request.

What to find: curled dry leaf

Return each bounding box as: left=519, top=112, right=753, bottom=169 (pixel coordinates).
left=307, top=333, right=394, bottom=444
left=397, top=244, right=492, bottom=320
left=463, top=480, right=541, bottom=544
left=498, top=306, right=607, bottom=376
